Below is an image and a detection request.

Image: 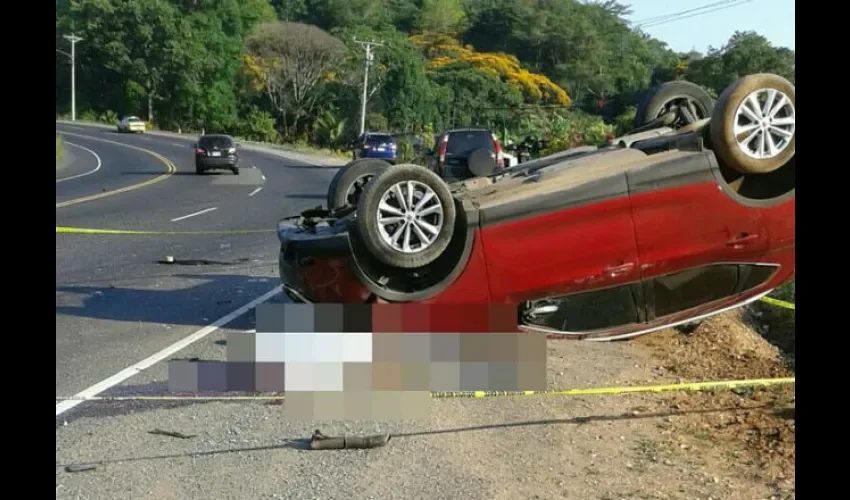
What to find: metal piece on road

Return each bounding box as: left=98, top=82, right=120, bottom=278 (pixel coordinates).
left=65, top=464, right=98, bottom=473
left=377, top=180, right=444, bottom=253
left=149, top=428, right=196, bottom=439
left=56, top=131, right=176, bottom=208
left=309, top=429, right=391, bottom=450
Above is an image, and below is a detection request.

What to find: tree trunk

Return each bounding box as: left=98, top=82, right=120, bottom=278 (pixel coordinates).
left=147, top=93, right=154, bottom=123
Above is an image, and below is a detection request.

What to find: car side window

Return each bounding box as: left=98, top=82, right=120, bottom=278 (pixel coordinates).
left=525, top=284, right=643, bottom=332
left=738, top=264, right=778, bottom=293
left=650, top=264, right=739, bottom=318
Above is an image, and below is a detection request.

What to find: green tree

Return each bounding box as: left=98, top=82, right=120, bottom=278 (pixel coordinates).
left=419, top=0, right=466, bottom=34
left=245, top=21, right=348, bottom=138
left=685, top=31, right=795, bottom=93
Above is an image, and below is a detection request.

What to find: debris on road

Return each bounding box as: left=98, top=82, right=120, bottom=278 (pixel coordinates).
left=149, top=428, right=197, bottom=439
left=65, top=463, right=98, bottom=473
left=158, top=257, right=250, bottom=266
left=308, top=429, right=391, bottom=450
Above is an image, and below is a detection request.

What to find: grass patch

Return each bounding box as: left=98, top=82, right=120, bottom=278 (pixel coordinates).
left=751, top=279, right=795, bottom=366
left=56, top=135, right=64, bottom=166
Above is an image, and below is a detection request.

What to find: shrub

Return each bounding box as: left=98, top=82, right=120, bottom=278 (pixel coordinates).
left=56, top=135, right=64, bottom=164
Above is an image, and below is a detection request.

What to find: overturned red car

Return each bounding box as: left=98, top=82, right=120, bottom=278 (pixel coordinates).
left=278, top=73, right=795, bottom=341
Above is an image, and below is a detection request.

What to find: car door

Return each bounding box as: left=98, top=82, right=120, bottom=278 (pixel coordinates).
left=482, top=171, right=647, bottom=335
left=626, top=154, right=769, bottom=322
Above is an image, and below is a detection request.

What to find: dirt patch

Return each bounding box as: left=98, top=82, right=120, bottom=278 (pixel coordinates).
left=635, top=309, right=795, bottom=499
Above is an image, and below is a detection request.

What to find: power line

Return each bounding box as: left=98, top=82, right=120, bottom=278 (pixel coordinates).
left=634, top=0, right=755, bottom=29
left=632, top=0, right=738, bottom=26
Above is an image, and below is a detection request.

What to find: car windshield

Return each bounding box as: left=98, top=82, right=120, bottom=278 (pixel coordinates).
left=127, top=117, right=141, bottom=122
left=366, top=134, right=393, bottom=144
left=199, top=136, right=233, bottom=149
left=445, top=131, right=493, bottom=156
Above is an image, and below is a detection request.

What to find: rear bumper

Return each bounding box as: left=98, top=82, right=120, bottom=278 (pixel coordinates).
left=277, top=216, right=373, bottom=303
left=197, top=157, right=238, bottom=168
left=362, top=151, right=397, bottom=162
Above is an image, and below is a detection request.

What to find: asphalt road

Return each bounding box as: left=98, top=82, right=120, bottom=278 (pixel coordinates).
left=56, top=123, right=342, bottom=412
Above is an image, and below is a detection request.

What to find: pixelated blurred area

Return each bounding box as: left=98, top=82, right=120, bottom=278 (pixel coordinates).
left=165, top=303, right=546, bottom=419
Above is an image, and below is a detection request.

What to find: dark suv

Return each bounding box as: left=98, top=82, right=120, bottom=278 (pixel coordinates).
left=426, top=128, right=504, bottom=180
left=194, top=134, right=240, bottom=175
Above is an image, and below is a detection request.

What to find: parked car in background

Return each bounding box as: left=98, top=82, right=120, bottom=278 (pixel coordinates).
left=193, top=134, right=240, bottom=175
left=117, top=116, right=146, bottom=133
left=426, top=128, right=505, bottom=180
left=276, top=73, right=796, bottom=343
left=352, top=132, right=397, bottom=164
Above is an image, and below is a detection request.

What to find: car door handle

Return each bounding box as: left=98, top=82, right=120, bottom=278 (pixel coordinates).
left=726, top=233, right=760, bottom=246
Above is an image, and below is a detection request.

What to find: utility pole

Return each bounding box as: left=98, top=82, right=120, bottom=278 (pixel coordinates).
left=353, top=38, right=384, bottom=135
left=63, top=33, right=83, bottom=121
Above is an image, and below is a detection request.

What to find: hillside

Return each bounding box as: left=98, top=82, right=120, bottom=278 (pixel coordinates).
left=56, top=0, right=795, bottom=151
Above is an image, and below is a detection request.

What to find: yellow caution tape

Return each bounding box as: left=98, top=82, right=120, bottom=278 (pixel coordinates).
left=56, top=226, right=275, bottom=235
left=759, top=296, right=795, bottom=310
left=56, top=132, right=176, bottom=208
left=55, top=376, right=794, bottom=401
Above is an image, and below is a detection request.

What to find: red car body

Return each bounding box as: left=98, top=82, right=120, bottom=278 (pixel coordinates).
left=279, top=136, right=794, bottom=341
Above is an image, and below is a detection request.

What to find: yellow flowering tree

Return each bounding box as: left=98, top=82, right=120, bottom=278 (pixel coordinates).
left=410, top=33, right=570, bottom=106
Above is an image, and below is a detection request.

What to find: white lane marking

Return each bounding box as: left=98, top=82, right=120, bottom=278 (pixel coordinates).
left=170, top=207, right=217, bottom=222
left=56, top=286, right=283, bottom=417
left=172, top=142, right=184, bottom=147
left=249, top=187, right=263, bottom=197
left=56, top=141, right=102, bottom=183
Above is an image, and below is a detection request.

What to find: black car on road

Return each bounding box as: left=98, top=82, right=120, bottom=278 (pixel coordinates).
left=423, top=128, right=505, bottom=180
left=194, top=134, right=240, bottom=175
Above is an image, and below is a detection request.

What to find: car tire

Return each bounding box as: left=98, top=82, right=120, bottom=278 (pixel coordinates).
left=635, top=80, right=714, bottom=130
left=709, top=73, right=795, bottom=175
left=231, top=167, right=239, bottom=175
left=327, top=159, right=392, bottom=210
left=356, top=163, right=456, bottom=269
left=467, top=148, right=496, bottom=177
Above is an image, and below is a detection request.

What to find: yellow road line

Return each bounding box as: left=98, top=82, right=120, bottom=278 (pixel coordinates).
left=55, top=376, right=794, bottom=401
left=56, top=226, right=275, bottom=235
left=56, top=131, right=176, bottom=209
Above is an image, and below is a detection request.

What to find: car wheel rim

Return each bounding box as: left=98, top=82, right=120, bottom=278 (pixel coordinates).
left=376, top=180, right=443, bottom=254
left=345, top=174, right=374, bottom=205
left=733, top=88, right=795, bottom=160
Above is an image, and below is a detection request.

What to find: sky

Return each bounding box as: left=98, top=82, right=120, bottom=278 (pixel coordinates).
left=621, top=0, right=795, bottom=54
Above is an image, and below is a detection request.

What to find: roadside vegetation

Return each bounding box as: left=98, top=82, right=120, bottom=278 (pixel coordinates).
left=55, top=0, right=795, bottom=157
left=56, top=135, right=64, bottom=165
left=752, top=280, right=795, bottom=366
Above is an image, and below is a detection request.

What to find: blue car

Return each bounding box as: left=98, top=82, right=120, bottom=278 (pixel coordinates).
left=352, top=132, right=397, bottom=163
